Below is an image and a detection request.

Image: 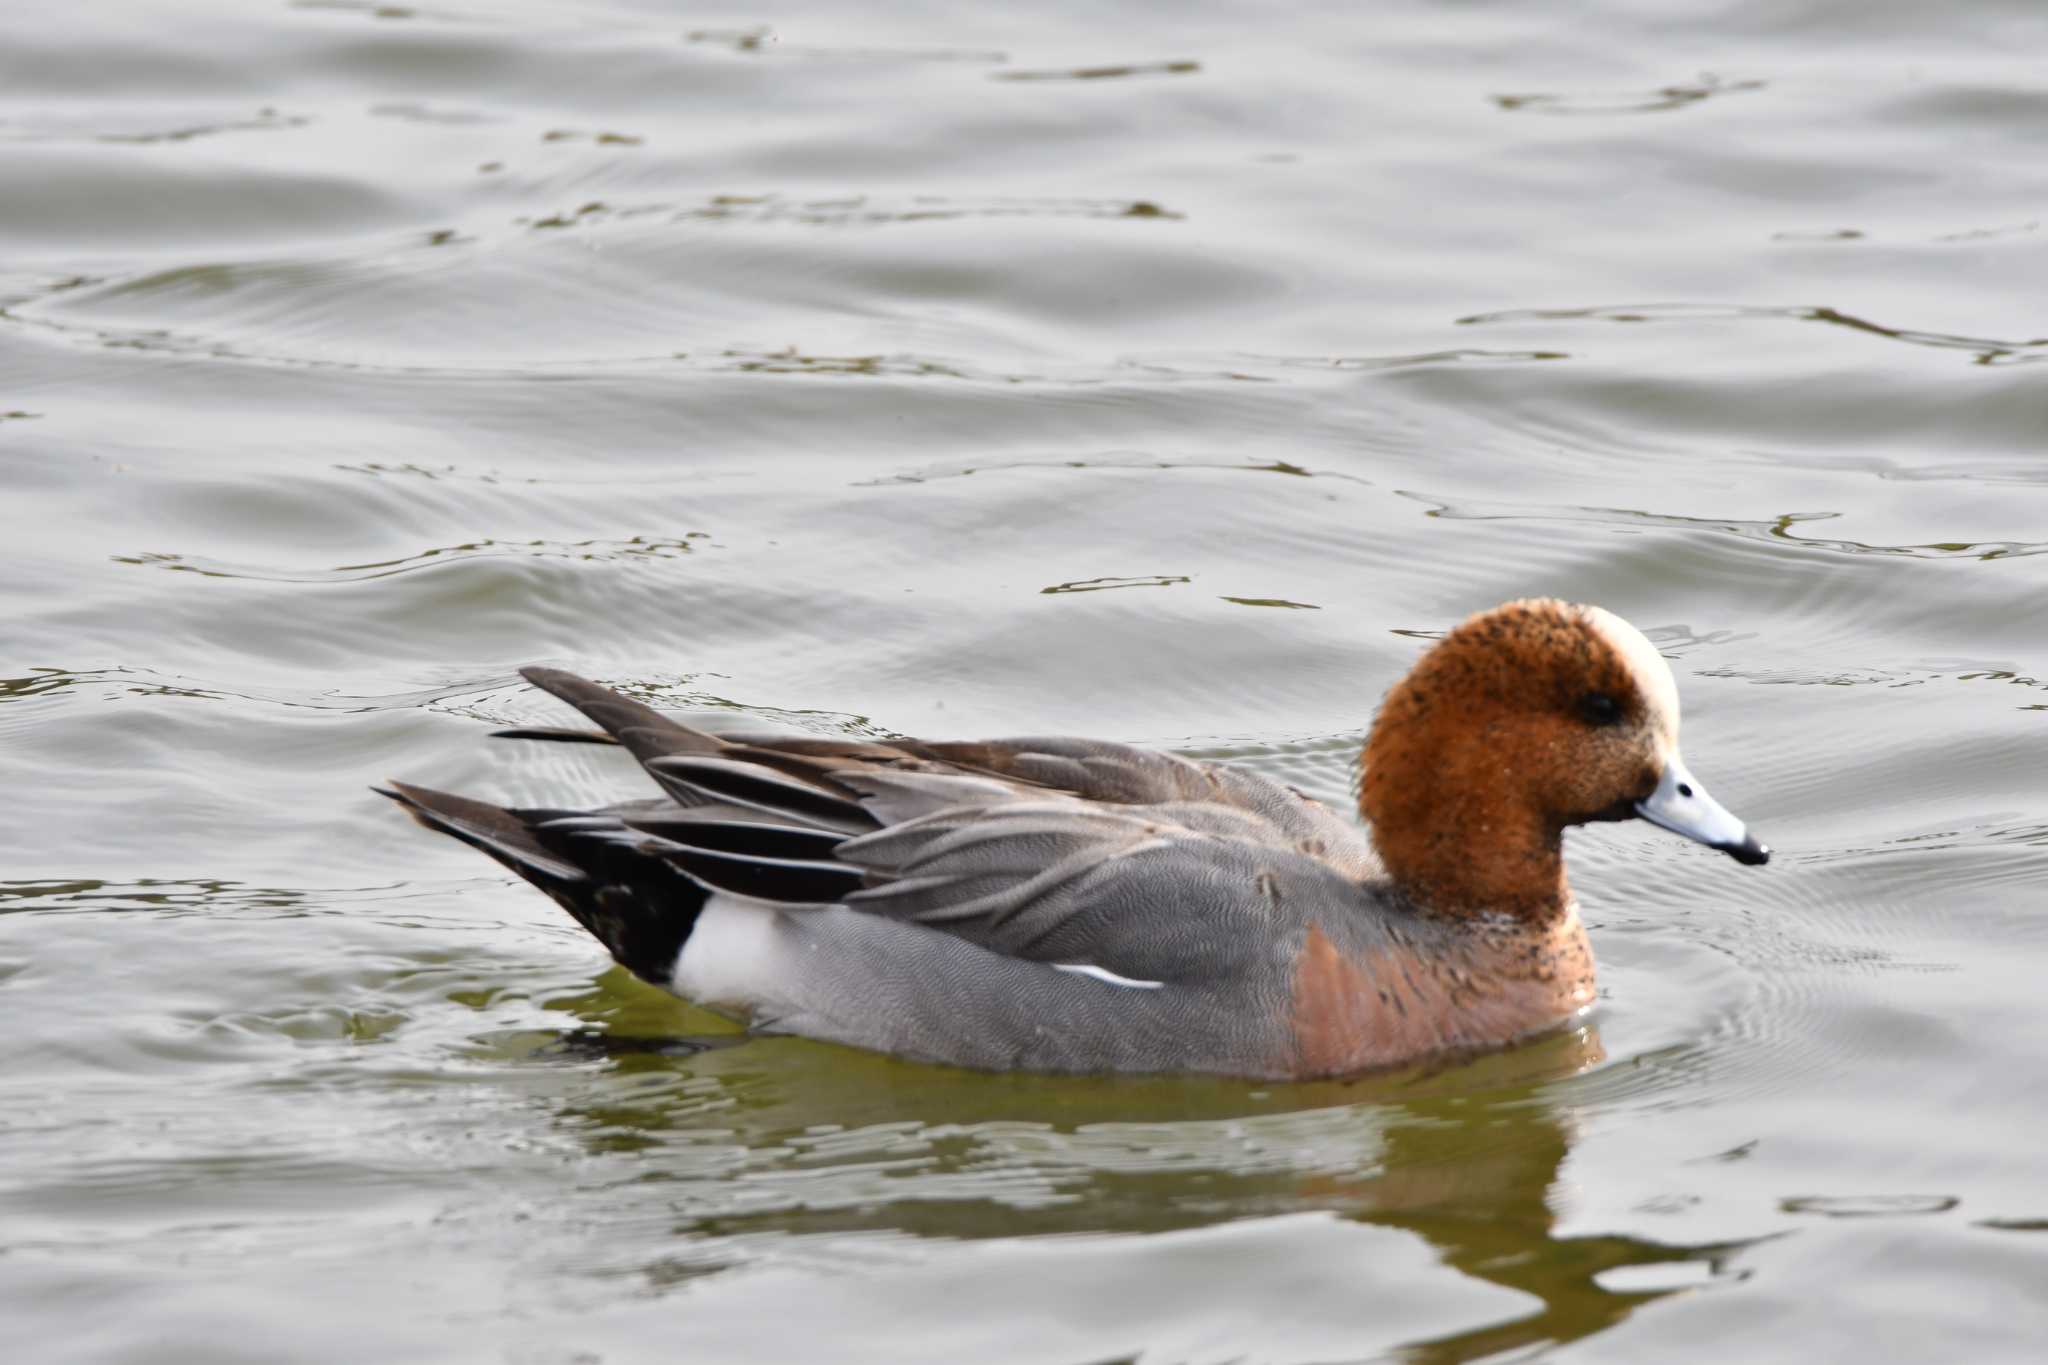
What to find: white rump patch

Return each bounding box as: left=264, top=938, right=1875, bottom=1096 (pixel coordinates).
left=673, top=895, right=789, bottom=1012
left=1053, top=962, right=1164, bottom=990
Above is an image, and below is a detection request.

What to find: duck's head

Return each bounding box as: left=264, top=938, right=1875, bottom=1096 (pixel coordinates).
left=1360, top=599, right=1768, bottom=920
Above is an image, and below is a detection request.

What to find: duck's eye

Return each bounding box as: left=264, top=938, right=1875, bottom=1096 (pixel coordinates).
left=1578, top=691, right=1624, bottom=727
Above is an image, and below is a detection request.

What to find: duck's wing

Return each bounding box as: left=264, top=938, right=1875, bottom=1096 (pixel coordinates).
left=832, top=797, right=1376, bottom=986
left=386, top=667, right=1375, bottom=990
left=505, top=666, right=1371, bottom=849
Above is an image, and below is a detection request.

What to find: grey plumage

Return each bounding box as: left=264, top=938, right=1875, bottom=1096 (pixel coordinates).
left=383, top=665, right=1400, bottom=1075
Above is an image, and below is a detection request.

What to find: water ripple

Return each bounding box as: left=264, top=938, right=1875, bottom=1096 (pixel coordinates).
left=113, top=534, right=712, bottom=583
left=1040, top=574, right=1189, bottom=595
left=1460, top=301, right=2048, bottom=367
left=1405, top=492, right=2048, bottom=561
left=0, top=106, right=309, bottom=145
left=994, top=60, right=1200, bottom=83
left=1492, top=73, right=1766, bottom=116
left=0, top=666, right=520, bottom=717
left=8, top=1, right=2048, bottom=1358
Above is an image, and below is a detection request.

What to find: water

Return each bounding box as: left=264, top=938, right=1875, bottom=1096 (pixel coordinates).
left=5, top=1, right=2046, bottom=1359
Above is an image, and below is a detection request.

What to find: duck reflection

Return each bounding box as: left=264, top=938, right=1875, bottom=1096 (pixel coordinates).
left=527, top=974, right=1754, bottom=1358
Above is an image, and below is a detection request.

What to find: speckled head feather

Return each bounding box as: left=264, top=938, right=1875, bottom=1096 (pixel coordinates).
left=1359, top=599, right=1679, bottom=920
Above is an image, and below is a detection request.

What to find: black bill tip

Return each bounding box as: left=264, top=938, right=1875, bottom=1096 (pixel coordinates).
left=1717, top=834, right=1771, bottom=867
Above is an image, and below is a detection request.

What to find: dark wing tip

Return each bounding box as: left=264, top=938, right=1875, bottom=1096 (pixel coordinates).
left=376, top=780, right=517, bottom=838
left=519, top=664, right=581, bottom=688
left=375, top=780, right=429, bottom=815
left=488, top=726, right=622, bottom=745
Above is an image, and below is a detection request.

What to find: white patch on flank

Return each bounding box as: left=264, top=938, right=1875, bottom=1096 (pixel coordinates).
left=1053, top=962, right=1165, bottom=990
left=672, top=895, right=789, bottom=1012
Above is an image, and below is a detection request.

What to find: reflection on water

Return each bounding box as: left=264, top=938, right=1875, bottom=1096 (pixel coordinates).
left=1383, top=1101, right=1757, bottom=1364
left=517, top=981, right=1758, bottom=1359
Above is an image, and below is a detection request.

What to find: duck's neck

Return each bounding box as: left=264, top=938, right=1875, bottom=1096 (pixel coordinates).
left=1358, top=723, right=1572, bottom=924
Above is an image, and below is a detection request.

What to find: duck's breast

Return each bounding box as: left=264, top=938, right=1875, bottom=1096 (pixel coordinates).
left=1287, top=911, right=1596, bottom=1076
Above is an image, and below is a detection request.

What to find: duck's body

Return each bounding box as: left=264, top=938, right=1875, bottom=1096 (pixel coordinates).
left=384, top=600, right=1766, bottom=1079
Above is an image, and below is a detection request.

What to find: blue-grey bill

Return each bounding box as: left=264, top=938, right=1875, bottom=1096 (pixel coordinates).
left=1636, top=754, right=1770, bottom=866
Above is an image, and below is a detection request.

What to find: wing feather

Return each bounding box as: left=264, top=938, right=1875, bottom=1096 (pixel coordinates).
left=465, top=670, right=1381, bottom=985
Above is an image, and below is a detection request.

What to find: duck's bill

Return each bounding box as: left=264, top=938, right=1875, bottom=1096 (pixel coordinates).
left=1636, top=754, right=1771, bottom=866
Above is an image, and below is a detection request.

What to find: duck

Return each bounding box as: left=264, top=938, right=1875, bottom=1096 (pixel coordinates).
left=380, top=599, right=1768, bottom=1079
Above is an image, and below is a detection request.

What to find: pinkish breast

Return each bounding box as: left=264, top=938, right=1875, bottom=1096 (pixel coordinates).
left=1286, top=916, right=1595, bottom=1078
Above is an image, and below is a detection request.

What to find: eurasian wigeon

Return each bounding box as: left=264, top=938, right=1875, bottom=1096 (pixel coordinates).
left=382, top=599, right=1767, bottom=1079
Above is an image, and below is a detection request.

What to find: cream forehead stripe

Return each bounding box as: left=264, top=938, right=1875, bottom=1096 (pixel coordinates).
left=1583, top=606, right=1680, bottom=738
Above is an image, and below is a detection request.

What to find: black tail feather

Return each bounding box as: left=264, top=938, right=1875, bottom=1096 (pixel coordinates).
left=621, top=812, right=850, bottom=863
left=378, top=782, right=586, bottom=884
left=378, top=782, right=704, bottom=986
left=489, top=726, right=620, bottom=745
left=654, top=843, right=867, bottom=905
left=516, top=666, right=722, bottom=764
left=644, top=754, right=875, bottom=831
left=383, top=669, right=902, bottom=981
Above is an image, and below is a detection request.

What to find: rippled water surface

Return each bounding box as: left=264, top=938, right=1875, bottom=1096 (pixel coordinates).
left=6, top=1, right=2047, bottom=1360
